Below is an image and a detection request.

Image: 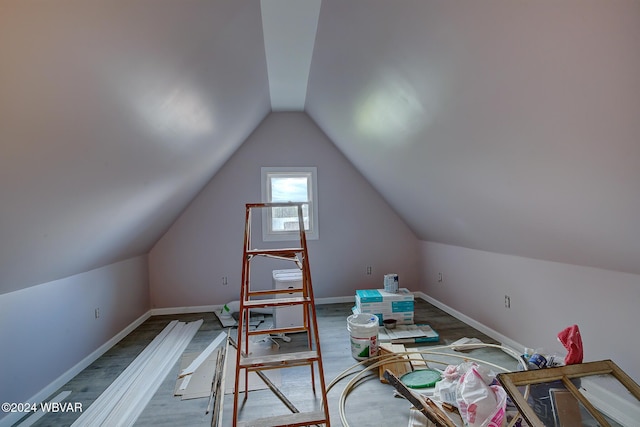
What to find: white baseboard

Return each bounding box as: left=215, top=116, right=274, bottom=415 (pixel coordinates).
left=316, top=295, right=354, bottom=305
left=0, top=311, right=151, bottom=427
left=414, top=291, right=524, bottom=353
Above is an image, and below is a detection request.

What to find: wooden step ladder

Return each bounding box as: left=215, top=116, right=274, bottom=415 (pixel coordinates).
left=232, top=202, right=330, bottom=427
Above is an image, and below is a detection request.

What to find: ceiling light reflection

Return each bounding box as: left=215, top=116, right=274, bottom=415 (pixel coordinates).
left=355, top=78, right=434, bottom=146
left=135, top=83, right=214, bottom=138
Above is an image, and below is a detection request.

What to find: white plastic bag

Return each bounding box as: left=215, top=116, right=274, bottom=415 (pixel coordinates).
left=456, top=366, right=506, bottom=427
left=435, top=364, right=466, bottom=405
left=481, top=385, right=507, bottom=427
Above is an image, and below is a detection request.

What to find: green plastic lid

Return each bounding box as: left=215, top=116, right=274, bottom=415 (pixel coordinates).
left=400, top=369, right=442, bottom=389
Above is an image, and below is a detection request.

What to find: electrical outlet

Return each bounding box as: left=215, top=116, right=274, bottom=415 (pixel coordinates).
left=95, top=308, right=100, bottom=319
left=222, top=276, right=228, bottom=286
left=504, top=295, right=511, bottom=309
left=437, top=272, right=443, bottom=283
left=366, top=266, right=372, bottom=275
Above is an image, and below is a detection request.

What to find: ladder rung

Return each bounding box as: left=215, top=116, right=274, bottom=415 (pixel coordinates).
left=247, top=248, right=303, bottom=256
left=237, top=410, right=328, bottom=427
left=246, top=202, right=305, bottom=209
left=244, top=296, right=309, bottom=308
left=248, top=288, right=305, bottom=297
left=240, top=350, right=318, bottom=369
left=247, top=326, right=307, bottom=336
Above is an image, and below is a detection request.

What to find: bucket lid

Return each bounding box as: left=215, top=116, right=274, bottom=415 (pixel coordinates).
left=347, top=313, right=378, bottom=326
left=400, top=369, right=442, bottom=389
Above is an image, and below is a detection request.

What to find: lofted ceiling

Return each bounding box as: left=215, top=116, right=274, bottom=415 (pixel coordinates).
left=1, top=1, right=639, bottom=295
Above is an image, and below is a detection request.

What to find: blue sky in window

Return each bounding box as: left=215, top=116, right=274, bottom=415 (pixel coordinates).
left=271, top=177, right=308, bottom=202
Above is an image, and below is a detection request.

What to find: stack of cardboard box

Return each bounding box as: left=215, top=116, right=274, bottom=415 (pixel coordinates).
left=353, top=288, right=414, bottom=325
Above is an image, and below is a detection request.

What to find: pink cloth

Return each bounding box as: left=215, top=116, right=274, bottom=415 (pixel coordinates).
left=557, top=324, right=583, bottom=365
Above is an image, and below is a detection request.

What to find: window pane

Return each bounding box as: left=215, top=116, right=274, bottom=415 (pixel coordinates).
left=271, top=204, right=310, bottom=231
left=578, top=374, right=640, bottom=426
left=269, top=176, right=310, bottom=231
left=270, top=176, right=308, bottom=202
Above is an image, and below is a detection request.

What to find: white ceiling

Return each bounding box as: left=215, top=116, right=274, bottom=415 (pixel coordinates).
left=1, top=0, right=639, bottom=295
left=261, top=0, right=321, bottom=110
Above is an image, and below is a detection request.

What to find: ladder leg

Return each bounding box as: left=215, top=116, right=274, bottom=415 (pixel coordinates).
left=242, top=308, right=249, bottom=401
left=232, top=206, right=253, bottom=427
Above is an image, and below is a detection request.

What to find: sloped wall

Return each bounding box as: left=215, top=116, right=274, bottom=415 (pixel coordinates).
left=0, top=256, right=149, bottom=419
left=420, top=241, right=640, bottom=383
left=149, top=112, right=420, bottom=307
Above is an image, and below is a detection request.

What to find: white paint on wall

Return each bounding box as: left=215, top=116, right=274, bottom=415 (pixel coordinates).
left=0, top=256, right=150, bottom=418
left=307, top=0, right=640, bottom=277
left=419, top=241, right=640, bottom=383
left=149, top=112, right=420, bottom=308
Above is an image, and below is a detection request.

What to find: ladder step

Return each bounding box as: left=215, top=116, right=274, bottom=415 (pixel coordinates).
left=247, top=248, right=303, bottom=256
left=244, top=296, right=310, bottom=308
left=248, top=288, right=305, bottom=297
left=247, top=326, right=307, bottom=336
left=237, top=411, right=327, bottom=427
left=240, top=350, right=318, bottom=369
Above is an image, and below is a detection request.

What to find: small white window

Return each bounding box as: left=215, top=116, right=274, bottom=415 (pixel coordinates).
left=261, top=167, right=318, bottom=241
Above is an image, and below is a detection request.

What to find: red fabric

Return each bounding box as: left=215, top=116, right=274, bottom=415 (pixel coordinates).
left=557, top=324, right=583, bottom=365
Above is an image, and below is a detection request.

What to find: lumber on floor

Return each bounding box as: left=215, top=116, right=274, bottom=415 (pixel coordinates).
left=379, top=343, right=412, bottom=383
left=71, top=319, right=203, bottom=427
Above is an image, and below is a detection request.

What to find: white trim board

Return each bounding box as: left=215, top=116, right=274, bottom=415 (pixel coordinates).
left=413, top=291, right=525, bottom=354
left=71, top=319, right=203, bottom=427
left=0, top=311, right=151, bottom=427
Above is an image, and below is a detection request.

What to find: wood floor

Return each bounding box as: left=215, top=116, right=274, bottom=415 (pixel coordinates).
left=17, top=299, right=521, bottom=427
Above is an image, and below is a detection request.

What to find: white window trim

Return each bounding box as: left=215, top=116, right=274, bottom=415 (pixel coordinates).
left=261, top=167, right=319, bottom=242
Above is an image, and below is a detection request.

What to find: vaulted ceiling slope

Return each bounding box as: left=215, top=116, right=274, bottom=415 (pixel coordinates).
left=306, top=0, right=640, bottom=276
left=1, top=1, right=639, bottom=296
left=0, top=1, right=270, bottom=294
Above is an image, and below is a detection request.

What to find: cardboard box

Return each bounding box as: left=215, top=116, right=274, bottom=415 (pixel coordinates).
left=356, top=300, right=414, bottom=313
left=355, top=288, right=414, bottom=303
left=352, top=306, right=413, bottom=325
left=354, top=288, right=415, bottom=325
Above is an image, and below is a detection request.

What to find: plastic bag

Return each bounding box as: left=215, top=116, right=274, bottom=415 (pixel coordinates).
left=456, top=366, right=507, bottom=427
left=435, top=376, right=458, bottom=406
left=436, top=362, right=497, bottom=408
left=435, top=363, right=469, bottom=405
left=481, top=385, right=507, bottom=427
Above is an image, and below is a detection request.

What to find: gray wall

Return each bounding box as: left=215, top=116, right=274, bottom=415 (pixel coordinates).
left=0, top=256, right=149, bottom=416
left=419, top=241, right=640, bottom=383
left=149, top=112, right=420, bottom=307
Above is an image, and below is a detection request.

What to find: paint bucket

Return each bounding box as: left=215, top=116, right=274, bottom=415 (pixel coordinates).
left=347, top=313, right=379, bottom=360
left=384, top=274, right=399, bottom=293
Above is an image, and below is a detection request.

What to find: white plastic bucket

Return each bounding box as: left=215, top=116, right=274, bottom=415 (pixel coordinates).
left=347, top=313, right=379, bottom=360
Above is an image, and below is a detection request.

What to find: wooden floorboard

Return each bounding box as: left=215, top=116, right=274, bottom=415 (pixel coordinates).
left=18, top=300, right=520, bottom=427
